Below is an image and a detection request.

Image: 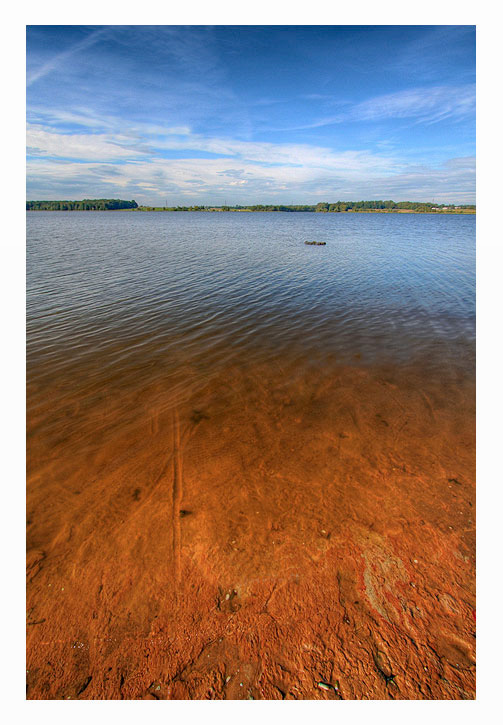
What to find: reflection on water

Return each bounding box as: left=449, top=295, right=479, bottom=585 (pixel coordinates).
left=27, top=211, right=474, bottom=435
left=26, top=211, right=476, bottom=700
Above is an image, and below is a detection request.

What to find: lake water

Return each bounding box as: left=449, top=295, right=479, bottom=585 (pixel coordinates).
left=26, top=211, right=476, bottom=700
left=27, top=211, right=474, bottom=399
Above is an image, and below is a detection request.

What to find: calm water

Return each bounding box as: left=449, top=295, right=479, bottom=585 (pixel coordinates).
left=27, top=211, right=475, bottom=395
left=26, top=210, right=475, bottom=457
left=26, top=211, right=476, bottom=700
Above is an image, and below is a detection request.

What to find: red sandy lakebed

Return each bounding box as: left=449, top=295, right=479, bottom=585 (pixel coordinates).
left=26, top=358, right=475, bottom=700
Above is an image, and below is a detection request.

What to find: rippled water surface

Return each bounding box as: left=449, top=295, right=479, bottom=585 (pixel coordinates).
left=26, top=211, right=476, bottom=700
left=27, top=211, right=475, bottom=397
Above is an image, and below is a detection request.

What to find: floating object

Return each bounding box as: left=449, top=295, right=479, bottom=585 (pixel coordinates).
left=305, top=241, right=326, bottom=245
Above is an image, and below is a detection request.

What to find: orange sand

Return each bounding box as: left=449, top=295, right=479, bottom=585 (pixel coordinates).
left=26, top=359, right=475, bottom=699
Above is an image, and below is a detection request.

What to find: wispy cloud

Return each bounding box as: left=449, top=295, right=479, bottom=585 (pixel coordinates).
left=26, top=27, right=475, bottom=203
left=26, top=124, right=147, bottom=161
left=352, top=85, right=475, bottom=124
left=26, top=151, right=475, bottom=205
left=27, top=28, right=108, bottom=87
left=276, top=84, right=475, bottom=131
left=26, top=120, right=406, bottom=174
left=385, top=26, right=475, bottom=84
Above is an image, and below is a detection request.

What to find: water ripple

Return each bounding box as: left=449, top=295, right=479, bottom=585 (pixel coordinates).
left=27, top=211, right=475, bottom=401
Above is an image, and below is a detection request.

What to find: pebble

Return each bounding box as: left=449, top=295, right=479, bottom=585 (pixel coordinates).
left=317, top=681, right=337, bottom=692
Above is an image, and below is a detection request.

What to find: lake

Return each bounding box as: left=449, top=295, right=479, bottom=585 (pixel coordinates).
left=27, top=211, right=474, bottom=412
left=26, top=211, right=476, bottom=700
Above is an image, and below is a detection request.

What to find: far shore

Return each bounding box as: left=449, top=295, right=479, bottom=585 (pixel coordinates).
left=26, top=199, right=476, bottom=214
left=132, top=208, right=476, bottom=214
left=27, top=207, right=476, bottom=214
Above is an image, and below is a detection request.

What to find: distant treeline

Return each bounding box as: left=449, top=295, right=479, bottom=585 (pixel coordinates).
left=138, top=204, right=316, bottom=212
left=137, top=201, right=475, bottom=213
left=311, top=200, right=475, bottom=212
left=26, top=199, right=138, bottom=211
left=26, top=199, right=475, bottom=213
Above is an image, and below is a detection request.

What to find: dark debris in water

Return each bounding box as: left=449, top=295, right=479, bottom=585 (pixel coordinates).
left=191, top=409, right=210, bottom=424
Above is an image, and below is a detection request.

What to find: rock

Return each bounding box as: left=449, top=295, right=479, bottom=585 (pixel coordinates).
left=317, top=681, right=337, bottom=692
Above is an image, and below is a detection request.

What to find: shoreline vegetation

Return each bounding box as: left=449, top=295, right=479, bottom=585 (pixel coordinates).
left=26, top=199, right=476, bottom=214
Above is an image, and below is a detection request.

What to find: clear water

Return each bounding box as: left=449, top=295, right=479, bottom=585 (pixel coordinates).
left=26, top=211, right=476, bottom=700
left=27, top=211, right=475, bottom=407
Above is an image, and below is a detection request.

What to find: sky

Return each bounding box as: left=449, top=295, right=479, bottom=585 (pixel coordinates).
left=26, top=25, right=476, bottom=205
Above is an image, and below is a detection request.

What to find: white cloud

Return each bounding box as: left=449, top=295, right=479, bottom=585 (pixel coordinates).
left=352, top=85, right=475, bottom=125
left=26, top=124, right=146, bottom=161
left=26, top=153, right=475, bottom=205
left=25, top=113, right=475, bottom=204
left=275, top=84, right=475, bottom=131
left=26, top=120, right=405, bottom=173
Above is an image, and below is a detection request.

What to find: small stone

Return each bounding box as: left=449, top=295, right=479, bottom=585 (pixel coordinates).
left=317, top=682, right=332, bottom=692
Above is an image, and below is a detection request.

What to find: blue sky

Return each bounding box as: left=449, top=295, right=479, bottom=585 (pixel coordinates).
left=26, top=25, right=475, bottom=204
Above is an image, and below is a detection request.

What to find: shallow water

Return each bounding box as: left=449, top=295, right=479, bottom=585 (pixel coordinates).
left=27, top=210, right=474, bottom=371
left=27, top=211, right=474, bottom=432
left=26, top=211, right=476, bottom=700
